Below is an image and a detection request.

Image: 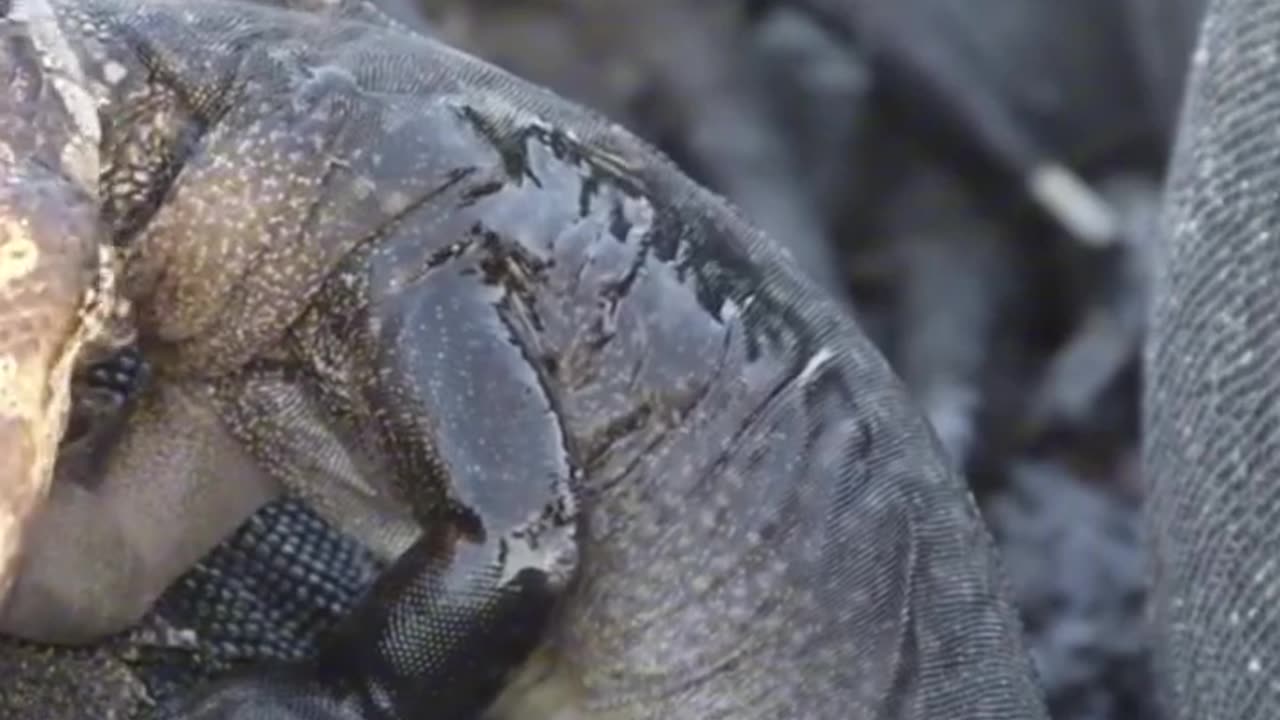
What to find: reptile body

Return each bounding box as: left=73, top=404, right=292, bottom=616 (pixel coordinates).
left=12, top=1, right=1280, bottom=720
left=0, top=0, right=1047, bottom=718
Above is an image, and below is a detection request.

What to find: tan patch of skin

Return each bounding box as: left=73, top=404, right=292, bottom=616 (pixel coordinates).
left=0, top=287, right=112, bottom=601
left=485, top=645, right=590, bottom=720
left=0, top=419, right=37, bottom=603
left=0, top=236, right=118, bottom=601
left=0, top=350, right=47, bottom=600
left=0, top=234, right=58, bottom=600
left=0, top=360, right=65, bottom=602
left=0, top=0, right=113, bottom=601
left=0, top=0, right=146, bottom=627
left=0, top=220, right=39, bottom=292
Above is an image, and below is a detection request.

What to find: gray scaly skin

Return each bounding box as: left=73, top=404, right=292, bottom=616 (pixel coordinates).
left=0, top=348, right=387, bottom=720
left=0, top=351, right=386, bottom=720
left=0, top=0, right=1048, bottom=717
left=1145, top=0, right=1280, bottom=715
left=0, top=495, right=385, bottom=720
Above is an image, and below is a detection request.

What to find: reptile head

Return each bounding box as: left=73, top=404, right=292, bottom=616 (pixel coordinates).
left=0, top=0, right=120, bottom=599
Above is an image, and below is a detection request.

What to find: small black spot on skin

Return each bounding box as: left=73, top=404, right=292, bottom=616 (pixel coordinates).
left=471, top=224, right=550, bottom=293
left=577, top=174, right=599, bottom=219
left=442, top=165, right=481, bottom=193
left=540, top=354, right=559, bottom=377
left=646, top=200, right=683, bottom=263
left=608, top=201, right=632, bottom=242
left=458, top=104, right=648, bottom=210
left=414, top=239, right=473, bottom=280
left=448, top=503, right=486, bottom=544
left=582, top=403, right=654, bottom=468
left=460, top=179, right=504, bottom=206
left=456, top=105, right=541, bottom=187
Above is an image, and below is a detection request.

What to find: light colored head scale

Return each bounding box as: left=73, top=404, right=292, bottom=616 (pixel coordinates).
left=0, top=0, right=122, bottom=599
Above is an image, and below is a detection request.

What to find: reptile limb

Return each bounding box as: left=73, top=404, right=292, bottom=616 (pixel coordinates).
left=0, top=497, right=385, bottom=720
left=2, top=378, right=282, bottom=644
left=216, top=371, right=420, bottom=563
left=3, top=1, right=582, bottom=713
left=2, top=343, right=387, bottom=717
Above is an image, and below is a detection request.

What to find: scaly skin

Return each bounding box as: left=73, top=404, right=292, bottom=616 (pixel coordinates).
left=0, top=496, right=384, bottom=720
left=0, top=0, right=127, bottom=602
left=0, top=1, right=1047, bottom=718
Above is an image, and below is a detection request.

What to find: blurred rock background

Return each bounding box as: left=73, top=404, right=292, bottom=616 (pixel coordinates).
left=386, top=1, right=1208, bottom=717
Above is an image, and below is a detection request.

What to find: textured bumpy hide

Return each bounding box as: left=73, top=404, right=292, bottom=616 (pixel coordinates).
left=139, top=500, right=383, bottom=708
left=1145, top=0, right=1280, bottom=716
left=0, top=0, right=118, bottom=606
left=0, top=499, right=382, bottom=719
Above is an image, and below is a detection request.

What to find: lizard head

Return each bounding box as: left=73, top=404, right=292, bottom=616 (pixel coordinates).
left=0, top=0, right=122, bottom=600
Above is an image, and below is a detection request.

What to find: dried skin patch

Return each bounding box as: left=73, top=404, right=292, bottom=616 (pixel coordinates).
left=0, top=220, right=111, bottom=597
left=0, top=220, right=40, bottom=290
left=0, top=416, right=35, bottom=602
left=0, top=304, right=106, bottom=598
left=0, top=355, right=33, bottom=418
left=0, top=225, right=116, bottom=603
left=0, top=245, right=117, bottom=599
left=0, top=220, right=55, bottom=600
left=0, top=0, right=112, bottom=603
left=0, top=351, right=45, bottom=601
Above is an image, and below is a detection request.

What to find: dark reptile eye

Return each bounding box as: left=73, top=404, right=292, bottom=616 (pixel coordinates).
left=85, top=346, right=146, bottom=395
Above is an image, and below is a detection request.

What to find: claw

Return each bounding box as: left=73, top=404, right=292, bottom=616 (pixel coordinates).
left=0, top=0, right=120, bottom=601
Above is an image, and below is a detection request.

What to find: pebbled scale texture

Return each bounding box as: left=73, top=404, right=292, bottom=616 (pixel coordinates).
left=1145, top=0, right=1280, bottom=717
left=0, top=499, right=383, bottom=719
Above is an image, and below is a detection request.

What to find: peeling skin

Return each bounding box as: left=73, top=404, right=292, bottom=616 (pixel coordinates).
left=0, top=223, right=40, bottom=289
